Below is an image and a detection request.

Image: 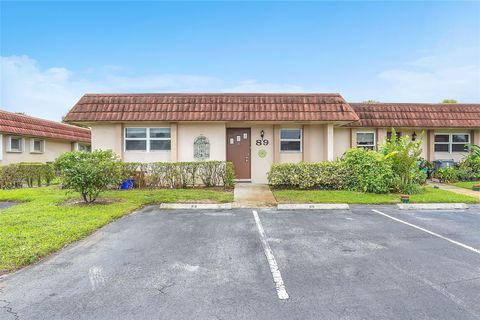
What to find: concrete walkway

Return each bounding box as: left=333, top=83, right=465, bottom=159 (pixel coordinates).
left=428, top=181, right=480, bottom=200
left=233, top=183, right=277, bottom=208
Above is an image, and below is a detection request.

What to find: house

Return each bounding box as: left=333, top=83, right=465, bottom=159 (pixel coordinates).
left=0, top=110, right=91, bottom=165
left=64, top=93, right=480, bottom=183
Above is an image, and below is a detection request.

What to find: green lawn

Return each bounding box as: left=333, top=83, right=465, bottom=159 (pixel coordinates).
left=451, top=181, right=480, bottom=190
left=0, top=186, right=233, bottom=274
left=273, top=187, right=479, bottom=204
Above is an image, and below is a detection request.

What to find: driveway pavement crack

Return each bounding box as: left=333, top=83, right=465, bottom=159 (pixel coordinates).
left=0, top=299, right=19, bottom=320
left=442, top=276, right=480, bottom=288
left=156, top=283, right=175, bottom=295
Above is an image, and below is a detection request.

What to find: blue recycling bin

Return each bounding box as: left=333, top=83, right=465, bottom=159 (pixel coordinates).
left=433, top=160, right=454, bottom=171
left=120, top=179, right=134, bottom=190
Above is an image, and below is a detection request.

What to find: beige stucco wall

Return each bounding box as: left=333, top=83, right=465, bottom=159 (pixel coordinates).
left=178, top=123, right=226, bottom=161
left=0, top=134, right=73, bottom=165
left=91, top=124, right=123, bottom=157
left=333, top=127, right=350, bottom=159
left=250, top=125, right=274, bottom=184
left=305, top=125, right=325, bottom=162
left=474, top=129, right=480, bottom=146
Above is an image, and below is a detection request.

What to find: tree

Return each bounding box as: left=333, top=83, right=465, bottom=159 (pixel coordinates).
left=54, top=150, right=124, bottom=203
left=441, top=99, right=457, bottom=104
left=363, top=100, right=380, bottom=103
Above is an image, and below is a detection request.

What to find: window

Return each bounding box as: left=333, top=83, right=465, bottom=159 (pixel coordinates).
left=124, top=127, right=171, bottom=152
left=8, top=136, right=23, bottom=152
left=149, top=128, right=171, bottom=151
left=356, top=132, right=376, bottom=150
left=30, top=139, right=44, bottom=153
left=434, top=134, right=449, bottom=152
left=452, top=134, right=469, bottom=152
left=77, top=143, right=91, bottom=152
left=434, top=133, right=470, bottom=153
left=280, top=129, right=302, bottom=152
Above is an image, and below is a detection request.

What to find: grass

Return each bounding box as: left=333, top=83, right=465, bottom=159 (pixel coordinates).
left=273, top=187, right=479, bottom=204
left=451, top=181, right=480, bottom=190
left=0, top=186, right=233, bottom=274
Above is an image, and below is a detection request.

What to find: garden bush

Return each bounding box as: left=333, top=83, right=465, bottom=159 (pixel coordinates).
left=342, top=148, right=395, bottom=193
left=0, top=163, right=55, bottom=189
left=122, top=161, right=235, bottom=189
left=268, top=161, right=351, bottom=189
left=380, top=130, right=425, bottom=193
left=457, top=144, right=480, bottom=181
left=431, top=144, right=480, bottom=182
left=54, top=150, right=124, bottom=203
left=434, top=167, right=458, bottom=183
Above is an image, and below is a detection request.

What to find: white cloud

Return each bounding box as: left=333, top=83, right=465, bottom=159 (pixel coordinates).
left=0, top=55, right=221, bottom=121
left=377, top=47, right=480, bottom=103
left=0, top=55, right=310, bottom=121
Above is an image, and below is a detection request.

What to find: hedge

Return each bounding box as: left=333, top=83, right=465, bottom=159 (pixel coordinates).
left=268, top=161, right=351, bottom=190
left=0, top=163, right=55, bottom=189
left=123, top=161, right=235, bottom=189
left=268, top=149, right=396, bottom=194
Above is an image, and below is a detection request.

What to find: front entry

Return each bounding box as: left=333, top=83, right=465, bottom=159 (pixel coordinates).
left=226, top=128, right=251, bottom=180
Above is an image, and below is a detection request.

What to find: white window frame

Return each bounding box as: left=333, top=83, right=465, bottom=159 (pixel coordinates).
left=356, top=131, right=376, bottom=150
left=124, top=127, right=171, bottom=152
left=279, top=128, right=302, bottom=153
left=0, top=134, right=3, bottom=161
left=434, top=133, right=470, bottom=153
left=30, top=138, right=45, bottom=154
left=75, top=142, right=91, bottom=152
left=7, top=136, right=23, bottom=153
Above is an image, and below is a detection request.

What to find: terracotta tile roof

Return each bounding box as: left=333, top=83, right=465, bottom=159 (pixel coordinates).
left=0, top=110, right=91, bottom=142
left=63, top=93, right=359, bottom=122
left=348, top=103, right=480, bottom=128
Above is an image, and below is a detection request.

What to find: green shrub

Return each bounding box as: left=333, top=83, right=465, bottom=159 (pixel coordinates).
left=380, top=129, right=425, bottom=193
left=122, top=161, right=234, bottom=189
left=457, top=144, right=480, bottom=181
left=268, top=161, right=351, bottom=189
left=434, top=167, right=458, bottom=183
left=0, top=163, right=55, bottom=189
left=342, top=148, right=395, bottom=193
left=54, top=150, right=124, bottom=203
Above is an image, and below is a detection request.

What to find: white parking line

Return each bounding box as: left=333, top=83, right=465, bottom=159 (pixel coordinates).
left=372, top=209, right=480, bottom=254
left=252, top=210, right=289, bottom=300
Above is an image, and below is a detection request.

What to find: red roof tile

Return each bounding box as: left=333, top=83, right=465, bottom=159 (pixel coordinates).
left=348, top=103, right=480, bottom=128
left=0, top=110, right=91, bottom=142
left=63, top=93, right=359, bottom=122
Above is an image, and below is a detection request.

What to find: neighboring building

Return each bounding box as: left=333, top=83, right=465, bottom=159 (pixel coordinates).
left=64, top=93, right=480, bottom=183
left=0, top=110, right=91, bottom=165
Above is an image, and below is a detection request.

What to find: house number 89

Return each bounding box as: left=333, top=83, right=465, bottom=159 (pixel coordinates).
left=256, top=139, right=269, bottom=146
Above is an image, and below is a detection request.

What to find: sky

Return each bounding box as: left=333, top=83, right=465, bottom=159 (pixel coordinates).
left=1, top=1, right=479, bottom=121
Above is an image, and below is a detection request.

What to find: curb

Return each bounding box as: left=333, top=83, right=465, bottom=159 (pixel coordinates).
left=397, top=203, right=468, bottom=210
left=277, top=204, right=350, bottom=210
left=160, top=203, right=232, bottom=210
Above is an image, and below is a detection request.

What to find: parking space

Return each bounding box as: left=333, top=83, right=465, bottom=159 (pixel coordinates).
left=1, top=205, right=479, bottom=319
left=258, top=206, right=480, bottom=319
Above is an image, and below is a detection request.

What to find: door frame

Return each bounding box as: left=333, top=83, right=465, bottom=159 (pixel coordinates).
left=226, top=128, right=251, bottom=180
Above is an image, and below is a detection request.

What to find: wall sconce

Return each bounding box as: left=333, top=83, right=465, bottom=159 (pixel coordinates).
left=412, top=132, right=417, bottom=141
left=260, top=130, right=265, bottom=139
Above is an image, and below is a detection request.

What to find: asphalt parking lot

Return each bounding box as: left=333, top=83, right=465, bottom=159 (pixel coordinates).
left=1, top=205, right=480, bottom=320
